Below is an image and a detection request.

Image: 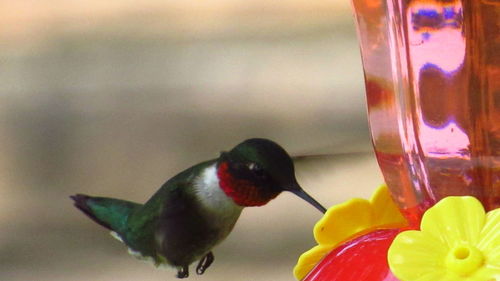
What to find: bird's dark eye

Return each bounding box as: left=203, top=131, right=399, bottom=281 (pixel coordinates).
left=248, top=163, right=265, bottom=178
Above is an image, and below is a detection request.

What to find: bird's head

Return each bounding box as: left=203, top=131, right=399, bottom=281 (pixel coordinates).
left=217, top=138, right=326, bottom=213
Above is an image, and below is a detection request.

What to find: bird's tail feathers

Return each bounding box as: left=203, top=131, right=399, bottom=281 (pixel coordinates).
left=70, top=194, right=141, bottom=234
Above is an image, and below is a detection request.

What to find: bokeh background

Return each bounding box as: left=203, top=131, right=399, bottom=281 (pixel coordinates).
left=0, top=1, right=384, bottom=280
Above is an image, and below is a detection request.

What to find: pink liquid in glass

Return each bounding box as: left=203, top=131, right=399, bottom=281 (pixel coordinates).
left=351, top=0, right=499, bottom=224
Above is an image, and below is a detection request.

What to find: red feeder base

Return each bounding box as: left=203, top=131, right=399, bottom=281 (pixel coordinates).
left=303, top=229, right=402, bottom=281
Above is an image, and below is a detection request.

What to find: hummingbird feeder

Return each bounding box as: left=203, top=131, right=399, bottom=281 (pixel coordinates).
left=294, top=0, right=500, bottom=280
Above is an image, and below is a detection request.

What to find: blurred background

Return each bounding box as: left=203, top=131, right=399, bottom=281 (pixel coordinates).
left=0, top=1, right=384, bottom=280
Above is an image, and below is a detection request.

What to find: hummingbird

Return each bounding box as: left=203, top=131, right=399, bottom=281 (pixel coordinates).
left=71, top=138, right=326, bottom=278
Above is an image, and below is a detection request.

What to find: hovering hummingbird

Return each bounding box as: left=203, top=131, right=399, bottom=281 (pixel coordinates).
left=71, top=138, right=326, bottom=278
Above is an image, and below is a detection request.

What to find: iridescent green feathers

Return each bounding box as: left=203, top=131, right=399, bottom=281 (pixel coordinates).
left=70, top=194, right=140, bottom=235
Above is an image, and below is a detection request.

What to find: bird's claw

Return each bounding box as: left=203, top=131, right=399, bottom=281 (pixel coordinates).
left=196, top=252, right=214, bottom=275
left=176, top=266, right=189, bottom=279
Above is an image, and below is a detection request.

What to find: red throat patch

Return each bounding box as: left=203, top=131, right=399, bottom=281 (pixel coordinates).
left=216, top=162, right=278, bottom=207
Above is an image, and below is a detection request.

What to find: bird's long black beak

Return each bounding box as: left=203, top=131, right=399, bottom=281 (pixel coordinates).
left=287, top=184, right=327, bottom=214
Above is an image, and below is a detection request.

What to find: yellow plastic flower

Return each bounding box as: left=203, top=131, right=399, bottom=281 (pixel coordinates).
left=388, top=196, right=500, bottom=281
left=294, top=184, right=407, bottom=280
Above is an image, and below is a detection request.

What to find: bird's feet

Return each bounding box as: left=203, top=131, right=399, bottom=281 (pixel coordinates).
left=176, top=266, right=189, bottom=279
left=196, top=252, right=214, bottom=275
